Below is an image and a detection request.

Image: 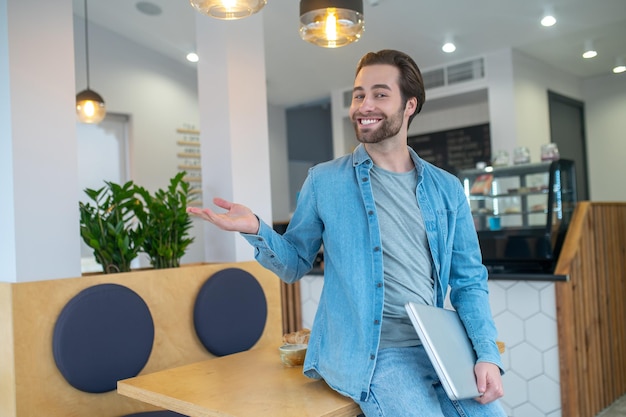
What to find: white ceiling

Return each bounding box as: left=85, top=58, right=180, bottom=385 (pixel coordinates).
left=76, top=0, right=626, bottom=108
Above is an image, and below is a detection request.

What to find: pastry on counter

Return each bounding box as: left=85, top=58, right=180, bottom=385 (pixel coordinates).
left=283, top=328, right=311, bottom=345
left=504, top=207, right=521, bottom=214
left=470, top=174, right=493, bottom=195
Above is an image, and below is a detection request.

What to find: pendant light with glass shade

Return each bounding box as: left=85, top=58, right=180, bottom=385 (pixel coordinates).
left=76, top=0, right=106, bottom=124
left=300, top=0, right=364, bottom=48
left=189, top=0, right=267, bottom=20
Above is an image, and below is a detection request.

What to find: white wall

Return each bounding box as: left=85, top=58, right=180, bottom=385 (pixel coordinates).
left=511, top=50, right=582, bottom=163
left=583, top=73, right=626, bottom=201
left=485, top=49, right=518, bottom=158
left=0, top=0, right=16, bottom=281
left=1, top=0, right=82, bottom=282
left=195, top=14, right=272, bottom=262
left=267, top=103, right=291, bottom=222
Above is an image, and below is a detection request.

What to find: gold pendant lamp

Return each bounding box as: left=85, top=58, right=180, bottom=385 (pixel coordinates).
left=189, top=0, right=267, bottom=20
left=299, top=0, right=364, bottom=48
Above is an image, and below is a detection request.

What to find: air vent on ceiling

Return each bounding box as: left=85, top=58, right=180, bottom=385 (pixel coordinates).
left=448, top=58, right=484, bottom=84
left=423, top=68, right=446, bottom=89
left=423, top=57, right=484, bottom=89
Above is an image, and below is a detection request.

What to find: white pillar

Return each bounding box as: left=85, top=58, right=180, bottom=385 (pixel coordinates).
left=485, top=48, right=519, bottom=157
left=195, top=13, right=272, bottom=262
left=0, top=0, right=81, bottom=282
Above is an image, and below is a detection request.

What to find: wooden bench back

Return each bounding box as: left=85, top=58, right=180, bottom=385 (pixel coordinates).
left=0, top=262, right=282, bottom=417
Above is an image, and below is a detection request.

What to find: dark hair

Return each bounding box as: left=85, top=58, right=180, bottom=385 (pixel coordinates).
left=355, top=49, right=425, bottom=126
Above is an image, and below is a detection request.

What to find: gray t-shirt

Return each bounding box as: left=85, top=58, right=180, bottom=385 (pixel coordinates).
left=370, top=165, right=434, bottom=349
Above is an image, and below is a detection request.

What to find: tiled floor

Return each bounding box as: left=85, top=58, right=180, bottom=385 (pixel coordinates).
left=597, top=394, right=626, bottom=417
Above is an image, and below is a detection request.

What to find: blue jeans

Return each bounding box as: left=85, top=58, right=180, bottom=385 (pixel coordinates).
left=355, top=346, right=506, bottom=417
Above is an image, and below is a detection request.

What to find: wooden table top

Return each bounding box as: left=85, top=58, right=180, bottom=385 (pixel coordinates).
left=117, top=346, right=361, bottom=417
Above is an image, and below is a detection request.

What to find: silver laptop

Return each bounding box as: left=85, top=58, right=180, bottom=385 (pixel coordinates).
left=405, top=302, right=482, bottom=401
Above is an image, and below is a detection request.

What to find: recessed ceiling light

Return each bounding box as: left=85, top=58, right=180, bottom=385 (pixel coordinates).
left=136, top=1, right=162, bottom=16
left=442, top=42, right=456, bottom=53
left=186, top=52, right=199, bottom=63
left=582, top=40, right=597, bottom=59
left=582, top=50, right=597, bottom=59
left=541, top=15, right=556, bottom=27
left=541, top=6, right=556, bottom=27
left=613, top=57, right=626, bottom=74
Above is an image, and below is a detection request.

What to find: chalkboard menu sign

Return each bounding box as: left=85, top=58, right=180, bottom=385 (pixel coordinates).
left=408, top=123, right=491, bottom=174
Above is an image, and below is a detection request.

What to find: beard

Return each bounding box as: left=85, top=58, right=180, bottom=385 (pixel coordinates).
left=352, top=105, right=404, bottom=144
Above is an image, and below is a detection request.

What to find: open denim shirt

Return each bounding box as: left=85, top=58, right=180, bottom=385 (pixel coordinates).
left=243, top=144, right=503, bottom=402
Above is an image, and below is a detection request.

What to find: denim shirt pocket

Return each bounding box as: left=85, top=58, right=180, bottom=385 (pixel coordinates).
left=436, top=208, right=453, bottom=254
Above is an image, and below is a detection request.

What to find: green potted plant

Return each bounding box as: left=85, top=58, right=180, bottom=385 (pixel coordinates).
left=134, top=172, right=195, bottom=269
left=79, top=180, right=145, bottom=274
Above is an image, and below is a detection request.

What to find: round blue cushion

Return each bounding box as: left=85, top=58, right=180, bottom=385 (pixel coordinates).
left=52, top=283, right=154, bottom=393
left=193, top=268, right=267, bottom=356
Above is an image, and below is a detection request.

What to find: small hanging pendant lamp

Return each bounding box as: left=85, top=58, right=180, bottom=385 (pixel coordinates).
left=76, top=0, right=106, bottom=124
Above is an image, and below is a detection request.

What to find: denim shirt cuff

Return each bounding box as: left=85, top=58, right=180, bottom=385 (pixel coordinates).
left=474, top=341, right=505, bottom=374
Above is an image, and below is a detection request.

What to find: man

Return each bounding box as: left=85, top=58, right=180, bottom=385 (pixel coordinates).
left=188, top=49, right=505, bottom=416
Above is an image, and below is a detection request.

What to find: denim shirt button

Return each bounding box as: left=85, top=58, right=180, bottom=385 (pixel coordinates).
left=373, top=246, right=381, bottom=252
left=374, top=319, right=380, bottom=325
left=376, top=282, right=383, bottom=288
left=368, top=210, right=374, bottom=216
left=370, top=354, right=375, bottom=360
left=361, top=177, right=368, bottom=182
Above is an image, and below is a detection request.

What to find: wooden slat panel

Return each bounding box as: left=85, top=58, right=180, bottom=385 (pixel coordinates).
left=607, top=206, right=626, bottom=398
left=281, top=281, right=302, bottom=334
left=597, top=208, right=613, bottom=407
left=608, top=204, right=624, bottom=393
left=555, top=202, right=626, bottom=417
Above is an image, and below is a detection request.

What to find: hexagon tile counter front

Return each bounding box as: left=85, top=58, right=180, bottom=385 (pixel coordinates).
left=489, top=281, right=561, bottom=417
left=300, top=276, right=563, bottom=417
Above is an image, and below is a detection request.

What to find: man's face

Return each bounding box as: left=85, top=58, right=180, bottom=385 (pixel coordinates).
left=349, top=64, right=406, bottom=144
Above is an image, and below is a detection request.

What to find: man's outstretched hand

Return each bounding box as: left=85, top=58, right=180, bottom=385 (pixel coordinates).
left=187, top=197, right=260, bottom=234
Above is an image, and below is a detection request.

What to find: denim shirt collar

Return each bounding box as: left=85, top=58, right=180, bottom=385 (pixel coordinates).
left=351, top=143, right=371, bottom=167
left=352, top=143, right=424, bottom=180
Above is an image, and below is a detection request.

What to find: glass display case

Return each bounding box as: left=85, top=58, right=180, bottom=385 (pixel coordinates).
left=459, top=159, right=577, bottom=275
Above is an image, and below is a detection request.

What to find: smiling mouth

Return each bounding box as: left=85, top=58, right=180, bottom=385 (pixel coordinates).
left=358, top=117, right=382, bottom=126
